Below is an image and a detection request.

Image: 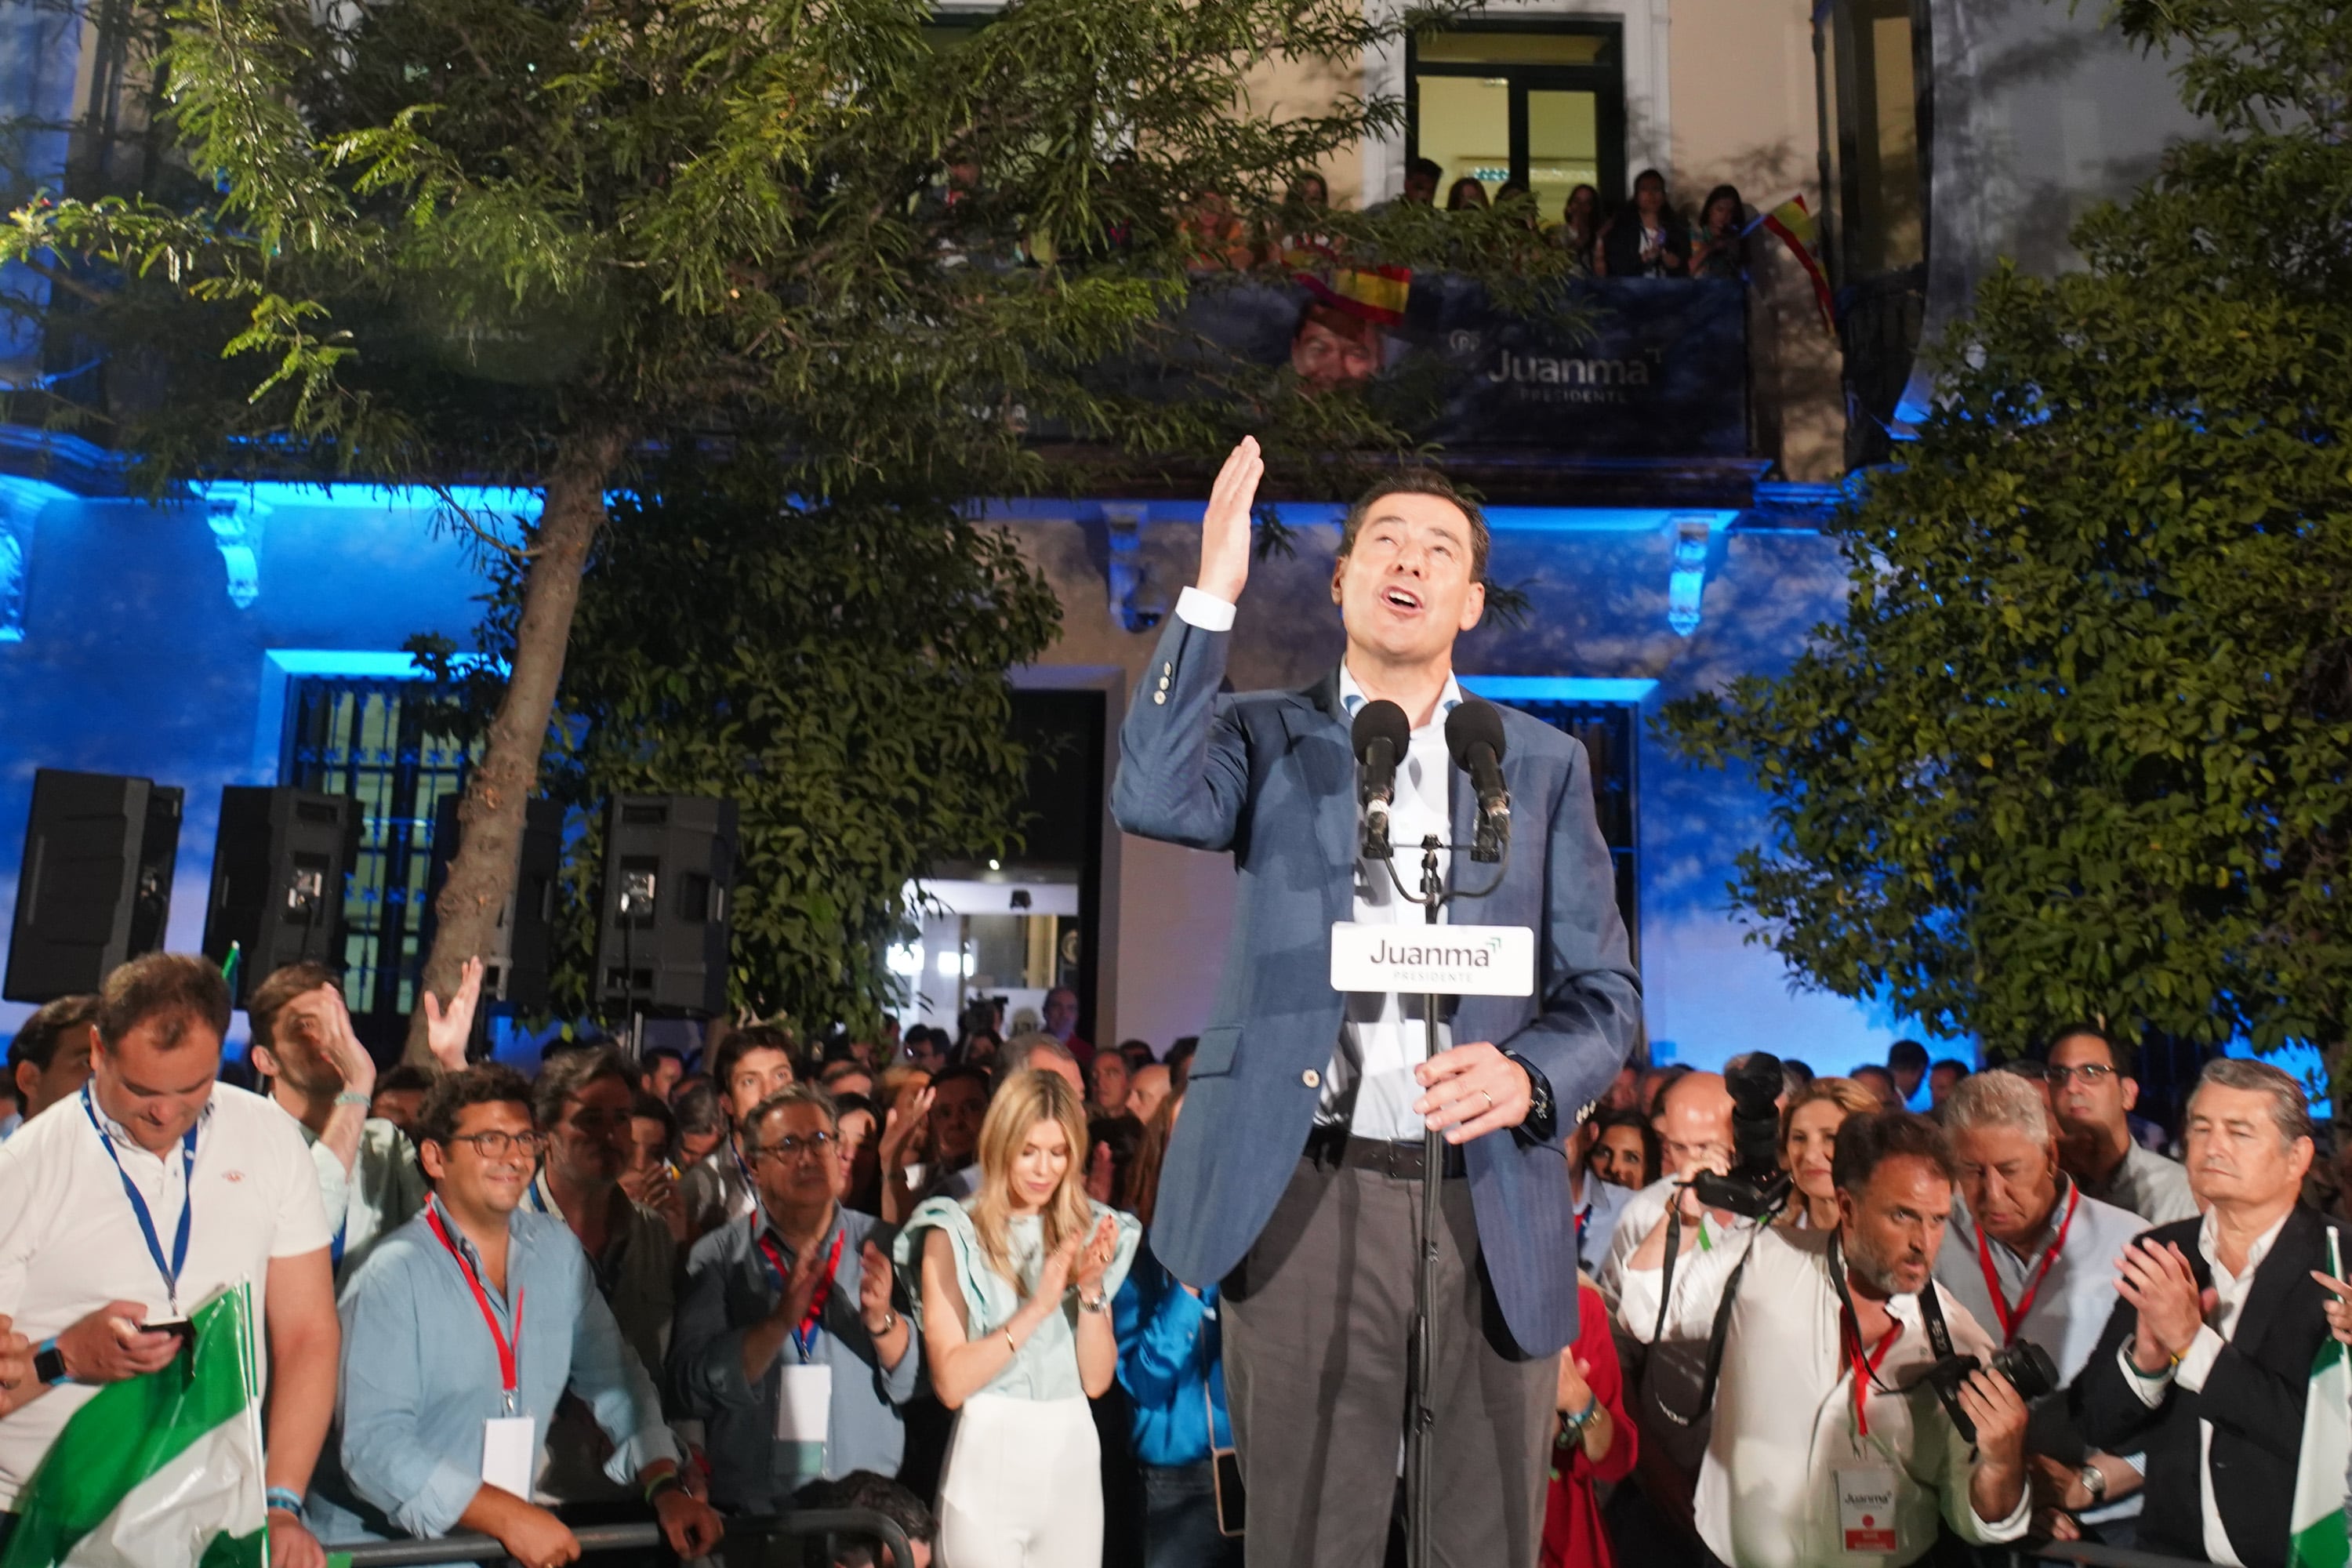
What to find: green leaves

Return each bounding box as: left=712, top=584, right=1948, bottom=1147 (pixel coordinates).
left=1657, top=0, right=2352, bottom=1068
left=470, top=475, right=1062, bottom=1033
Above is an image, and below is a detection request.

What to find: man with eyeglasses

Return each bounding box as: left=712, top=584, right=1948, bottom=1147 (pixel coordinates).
left=672, top=1084, right=917, bottom=1512
left=526, top=1047, right=683, bottom=1509
left=310, top=1065, right=723, bottom=1568
left=2045, top=1028, right=2197, bottom=1225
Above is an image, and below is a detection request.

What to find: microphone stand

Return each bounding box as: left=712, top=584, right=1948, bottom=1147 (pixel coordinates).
left=1379, top=831, right=1507, bottom=1568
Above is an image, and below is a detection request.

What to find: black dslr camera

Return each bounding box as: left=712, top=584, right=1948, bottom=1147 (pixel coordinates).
left=1690, top=1052, right=1793, bottom=1219
left=1918, top=1340, right=2058, bottom=1444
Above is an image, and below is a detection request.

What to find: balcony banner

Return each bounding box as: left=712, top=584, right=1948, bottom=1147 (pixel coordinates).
left=1105, top=274, right=1749, bottom=457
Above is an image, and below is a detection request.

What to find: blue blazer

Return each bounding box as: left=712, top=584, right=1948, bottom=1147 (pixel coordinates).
left=1111, top=615, right=1642, bottom=1354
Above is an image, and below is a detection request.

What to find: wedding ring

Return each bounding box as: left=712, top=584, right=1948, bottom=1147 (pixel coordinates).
left=1480, top=1091, right=1495, bottom=1111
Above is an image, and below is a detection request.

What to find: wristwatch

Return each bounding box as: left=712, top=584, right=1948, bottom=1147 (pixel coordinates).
left=1501, top=1051, right=1557, bottom=1142
left=2078, top=1464, right=2107, bottom=1506
left=866, top=1310, right=900, bottom=1336
left=34, top=1339, right=71, bottom=1387
left=1078, top=1290, right=1111, bottom=1315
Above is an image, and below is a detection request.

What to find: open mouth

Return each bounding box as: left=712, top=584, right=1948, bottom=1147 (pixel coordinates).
left=1381, top=586, right=1423, bottom=612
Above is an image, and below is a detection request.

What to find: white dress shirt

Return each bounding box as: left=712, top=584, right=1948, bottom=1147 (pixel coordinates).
left=1173, top=586, right=1464, bottom=1142
left=1600, top=1176, right=1766, bottom=1473
left=2116, top=1208, right=2291, bottom=1567
left=1620, top=1224, right=2031, bottom=1568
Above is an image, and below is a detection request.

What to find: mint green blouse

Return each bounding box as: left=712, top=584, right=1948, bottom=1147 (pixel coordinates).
left=895, top=1196, right=1141, bottom=1401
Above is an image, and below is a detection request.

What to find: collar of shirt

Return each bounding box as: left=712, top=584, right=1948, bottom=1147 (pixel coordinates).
left=1977, top=1178, right=2078, bottom=1278
left=755, top=1202, right=845, bottom=1258
left=2196, top=1206, right=2290, bottom=1298
left=1338, top=666, right=1465, bottom=731
left=89, top=1094, right=216, bottom=1156
left=426, top=1194, right=526, bottom=1300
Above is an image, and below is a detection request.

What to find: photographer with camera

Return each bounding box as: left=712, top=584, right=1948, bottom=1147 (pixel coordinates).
left=1932, top=1070, right=2151, bottom=1541
left=1617, top=1112, right=2031, bottom=1568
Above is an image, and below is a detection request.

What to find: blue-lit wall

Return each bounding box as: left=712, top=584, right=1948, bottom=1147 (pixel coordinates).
left=0, top=486, right=501, bottom=1044
left=0, top=481, right=1944, bottom=1082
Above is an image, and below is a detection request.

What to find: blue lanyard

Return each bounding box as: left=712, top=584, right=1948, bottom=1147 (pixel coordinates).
left=81, top=1085, right=198, bottom=1313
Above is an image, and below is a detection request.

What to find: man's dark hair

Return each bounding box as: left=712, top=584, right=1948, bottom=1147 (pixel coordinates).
left=1929, top=1058, right=1971, bottom=1080
left=1887, top=1039, right=1929, bottom=1074
left=714, top=1025, right=797, bottom=1095
left=630, top=1091, right=677, bottom=1146
left=1338, top=470, right=1492, bottom=586
left=245, top=962, right=339, bottom=1058
left=1990, top=1057, right=2049, bottom=1083
left=804, top=1469, right=934, bottom=1566
left=831, top=1091, right=877, bottom=1126
left=9, top=993, right=97, bottom=1076
left=1831, top=1110, right=1955, bottom=1194
left=2043, top=1022, right=2135, bottom=1076
left=672, top=1078, right=725, bottom=1139
left=418, top=1063, right=535, bottom=1150
left=644, top=1044, right=686, bottom=1067
left=1406, top=155, right=1443, bottom=183
left=533, top=1044, right=635, bottom=1130
left=1119, top=1038, right=1156, bottom=1067
left=376, top=1062, right=433, bottom=1097
left=96, top=953, right=231, bottom=1051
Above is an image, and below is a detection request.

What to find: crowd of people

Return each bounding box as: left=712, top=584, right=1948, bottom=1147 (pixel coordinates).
left=0, top=952, right=2345, bottom=1568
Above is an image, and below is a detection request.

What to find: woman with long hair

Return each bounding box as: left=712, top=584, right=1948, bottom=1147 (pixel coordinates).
left=1777, top=1076, right=1882, bottom=1230
left=899, top=1069, right=1141, bottom=1567
left=1558, top=183, right=1602, bottom=271
left=1114, top=1090, right=1242, bottom=1567
left=1689, top=183, right=1749, bottom=280
left=1445, top=176, right=1490, bottom=211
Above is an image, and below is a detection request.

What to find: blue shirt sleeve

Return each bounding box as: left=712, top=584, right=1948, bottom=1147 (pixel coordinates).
left=337, top=1256, right=485, bottom=1538
left=1119, top=1264, right=1210, bottom=1406
left=668, top=1231, right=759, bottom=1416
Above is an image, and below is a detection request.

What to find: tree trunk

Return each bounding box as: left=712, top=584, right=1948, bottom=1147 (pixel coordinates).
left=403, top=427, right=627, bottom=1064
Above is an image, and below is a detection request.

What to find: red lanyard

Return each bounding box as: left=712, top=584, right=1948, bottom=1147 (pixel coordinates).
left=755, top=1221, right=844, bottom=1360
left=1841, top=1309, right=1904, bottom=1439
left=1973, top=1185, right=2078, bottom=1345
left=426, top=1201, right=525, bottom=1406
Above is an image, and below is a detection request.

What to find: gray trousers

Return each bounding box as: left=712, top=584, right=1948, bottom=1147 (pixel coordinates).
left=1222, top=1153, right=1555, bottom=1568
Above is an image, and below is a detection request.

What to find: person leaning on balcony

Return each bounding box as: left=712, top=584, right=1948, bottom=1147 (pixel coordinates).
left=1688, top=185, right=1750, bottom=281
left=1597, top=169, right=1688, bottom=278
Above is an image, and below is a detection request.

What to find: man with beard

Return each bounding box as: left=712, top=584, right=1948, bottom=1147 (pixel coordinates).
left=1616, top=1112, right=2031, bottom=1568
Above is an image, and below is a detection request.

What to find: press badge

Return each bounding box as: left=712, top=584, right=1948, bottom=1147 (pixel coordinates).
left=1837, top=1465, right=1898, bottom=1555
left=777, top=1362, right=833, bottom=1454
left=481, top=1415, right=536, bottom=1497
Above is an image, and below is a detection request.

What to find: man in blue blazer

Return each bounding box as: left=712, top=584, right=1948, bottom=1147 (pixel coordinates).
left=1112, top=437, right=1642, bottom=1568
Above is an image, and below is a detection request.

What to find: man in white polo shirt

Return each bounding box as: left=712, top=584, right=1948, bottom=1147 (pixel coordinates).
left=0, top=953, right=340, bottom=1568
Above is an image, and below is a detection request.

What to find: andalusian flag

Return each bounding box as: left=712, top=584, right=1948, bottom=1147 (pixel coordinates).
left=0, top=1287, right=268, bottom=1568
left=1757, top=194, right=1835, bottom=333
left=2289, top=1229, right=2352, bottom=1568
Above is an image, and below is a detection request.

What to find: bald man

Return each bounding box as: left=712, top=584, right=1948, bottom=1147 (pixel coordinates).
left=1599, top=1071, right=1759, bottom=1568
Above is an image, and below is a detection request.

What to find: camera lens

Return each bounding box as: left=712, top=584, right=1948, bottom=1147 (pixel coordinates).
left=1990, top=1341, right=2057, bottom=1402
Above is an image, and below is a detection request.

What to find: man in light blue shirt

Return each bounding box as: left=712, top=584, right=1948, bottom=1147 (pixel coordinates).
left=308, top=1065, right=722, bottom=1566
left=671, top=1084, right=917, bottom=1512
left=1933, top=1070, right=2151, bottom=1541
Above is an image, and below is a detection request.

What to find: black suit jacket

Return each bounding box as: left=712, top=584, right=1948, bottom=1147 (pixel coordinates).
left=2070, top=1206, right=2331, bottom=1566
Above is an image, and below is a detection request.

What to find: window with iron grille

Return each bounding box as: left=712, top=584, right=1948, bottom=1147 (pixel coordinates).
left=1515, top=699, right=1639, bottom=963
left=280, top=677, right=473, bottom=1044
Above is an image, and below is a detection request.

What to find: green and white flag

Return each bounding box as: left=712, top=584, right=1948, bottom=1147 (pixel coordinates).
left=2292, top=1228, right=2352, bottom=1568
left=0, top=1286, right=269, bottom=1568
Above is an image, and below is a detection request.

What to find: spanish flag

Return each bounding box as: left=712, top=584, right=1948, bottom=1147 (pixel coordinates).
left=1759, top=194, right=1835, bottom=333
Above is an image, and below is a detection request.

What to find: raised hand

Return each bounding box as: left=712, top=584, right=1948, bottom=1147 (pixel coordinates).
left=858, top=1241, right=895, bottom=1331
left=319, top=985, right=376, bottom=1097
left=1034, top=1224, right=1084, bottom=1305
left=422, top=956, right=487, bottom=1071
left=880, top=1087, right=934, bottom=1172
left=1196, top=436, right=1264, bottom=603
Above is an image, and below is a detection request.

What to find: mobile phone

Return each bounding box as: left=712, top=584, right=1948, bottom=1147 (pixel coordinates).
left=140, top=1318, right=195, bottom=1346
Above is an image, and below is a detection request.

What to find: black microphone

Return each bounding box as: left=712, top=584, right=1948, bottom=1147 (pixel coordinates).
left=1444, top=699, right=1510, bottom=863
left=1350, top=699, right=1410, bottom=861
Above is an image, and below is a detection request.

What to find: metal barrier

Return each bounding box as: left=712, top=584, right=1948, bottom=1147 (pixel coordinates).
left=329, top=1508, right=916, bottom=1566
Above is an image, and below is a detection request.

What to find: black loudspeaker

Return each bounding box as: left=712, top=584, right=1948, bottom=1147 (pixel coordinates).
left=201, top=786, right=359, bottom=1004
left=591, top=794, right=737, bottom=1017
left=4, top=769, right=183, bottom=1003
left=424, top=793, right=561, bottom=1011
